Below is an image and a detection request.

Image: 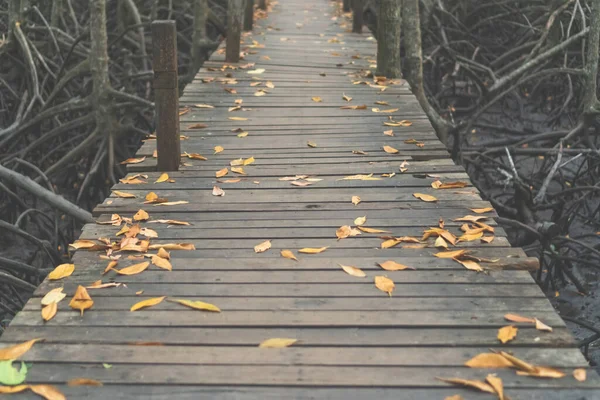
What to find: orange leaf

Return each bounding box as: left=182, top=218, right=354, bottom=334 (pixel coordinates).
left=259, top=338, right=298, bottom=348
left=535, top=318, right=553, bottom=332
left=112, top=190, right=136, bottom=198
left=0, top=339, right=43, bottom=361
left=340, top=264, right=366, bottom=278
left=311, top=97, right=323, bottom=102
left=133, top=209, right=149, bottom=221
left=48, top=263, right=75, bottom=280
left=413, top=193, right=437, bottom=202
left=504, top=313, right=535, bottom=324
left=378, top=260, right=414, bottom=271
left=216, top=168, right=229, bottom=178
left=214, top=145, right=224, bottom=154
left=465, top=353, right=514, bottom=368
left=357, top=226, right=391, bottom=233
left=188, top=123, right=208, bottom=129
left=383, top=145, right=399, bottom=154
left=120, top=157, right=146, bottom=165
left=336, top=225, right=352, bottom=239
left=0, top=386, right=28, bottom=394
left=148, top=243, right=195, bottom=251
left=41, top=303, right=57, bottom=322
left=254, top=240, right=272, bottom=253
left=456, top=259, right=483, bottom=272
left=281, top=250, right=298, bottom=261
left=69, top=285, right=93, bottom=316
left=67, top=378, right=103, bottom=387
left=437, top=378, right=495, bottom=394
left=485, top=374, right=504, bottom=400
left=152, top=255, right=172, bottom=271
left=131, top=296, right=166, bottom=312
left=374, top=276, right=395, bottom=296
left=115, top=262, right=150, bottom=276
left=29, top=385, right=66, bottom=400
left=497, top=325, right=518, bottom=344
left=470, top=207, right=494, bottom=214
left=434, top=250, right=468, bottom=259
left=573, top=368, right=587, bottom=382
left=298, top=247, right=328, bottom=254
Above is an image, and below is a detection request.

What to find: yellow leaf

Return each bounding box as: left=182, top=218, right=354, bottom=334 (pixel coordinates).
left=372, top=108, right=398, bottom=113
left=311, top=97, right=322, bottom=102
left=213, top=186, right=225, bottom=196
left=504, top=313, right=536, bottom=324
left=148, top=219, right=190, bottom=226
left=342, top=93, right=352, bottom=102
left=374, top=276, right=395, bottom=296
left=437, top=378, right=495, bottom=394
left=481, top=236, right=495, bottom=243
left=155, top=173, right=169, bottom=183
left=265, top=81, right=275, bottom=89
left=157, top=247, right=170, bottom=259
left=351, top=196, right=361, bottom=205
left=457, top=259, right=483, bottom=272
left=115, top=262, right=150, bottom=276
left=194, top=104, right=214, bottom=109
left=254, top=240, right=272, bottom=253
left=243, top=156, right=255, bottom=166
left=259, top=338, right=298, bottom=348
left=29, top=385, right=67, bottom=400
left=354, top=216, right=367, bottom=226
left=434, top=236, right=448, bottom=249
left=228, top=117, right=248, bottom=121
left=69, top=285, right=93, bottom=316
left=41, top=288, right=66, bottom=306
left=340, top=264, right=366, bottom=278
left=169, top=298, right=221, bottom=312
left=154, top=201, right=189, bottom=207
left=357, top=226, right=390, bottom=233
left=458, top=231, right=484, bottom=242
left=298, top=247, right=328, bottom=254
left=48, top=263, right=75, bottom=280
left=103, top=260, right=118, bottom=275
left=0, top=386, right=28, bottom=394
left=0, top=339, right=43, bottom=361
left=434, top=250, right=468, bottom=259
left=148, top=243, right=195, bottom=250
left=431, top=180, right=468, bottom=189
left=41, top=303, right=57, bottom=322
left=444, top=396, right=464, bottom=400
left=131, top=296, right=166, bottom=312
left=247, top=68, right=265, bottom=74
left=120, top=157, right=146, bottom=165
left=535, top=318, right=553, bottom=332
left=113, top=190, right=136, bottom=198
left=216, top=168, right=229, bottom=178
left=516, top=366, right=566, bottom=378
left=152, top=255, right=172, bottom=271
left=384, top=120, right=412, bottom=127
left=336, top=225, right=352, bottom=239
left=185, top=152, right=208, bottom=160
left=497, top=351, right=536, bottom=372
left=465, top=353, right=514, bottom=368
left=383, top=145, right=399, bottom=154
left=67, top=378, right=103, bottom=387
left=307, top=141, right=317, bottom=148
left=281, top=250, right=298, bottom=261
left=485, top=374, right=504, bottom=400
left=378, top=260, right=414, bottom=271
left=413, top=193, right=437, bottom=202
left=470, top=207, right=494, bottom=214
left=573, top=368, right=587, bottom=382
left=214, top=146, right=224, bottom=154
left=231, top=167, right=246, bottom=175
left=381, top=239, right=402, bottom=249
left=133, top=209, right=149, bottom=221
left=254, top=90, right=267, bottom=96
left=497, top=326, right=518, bottom=344
left=237, top=131, right=249, bottom=138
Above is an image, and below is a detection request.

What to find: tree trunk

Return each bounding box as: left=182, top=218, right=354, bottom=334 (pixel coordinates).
left=50, top=0, right=64, bottom=27
left=343, top=0, right=350, bottom=12
left=402, top=0, right=450, bottom=144
left=584, top=0, right=600, bottom=115
left=244, top=0, right=254, bottom=31
left=226, top=0, right=244, bottom=62
left=258, top=0, right=267, bottom=10
left=377, top=0, right=401, bottom=78
left=351, top=0, right=364, bottom=33
left=189, top=0, right=209, bottom=81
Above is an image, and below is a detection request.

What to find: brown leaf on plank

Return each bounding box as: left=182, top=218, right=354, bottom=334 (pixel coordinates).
left=29, top=385, right=67, bottom=400
left=298, top=247, right=328, bottom=254
left=465, top=353, right=514, bottom=368
left=340, top=264, right=366, bottom=278
left=41, top=303, right=57, bottom=321
left=48, top=263, right=75, bottom=280
left=357, top=226, right=391, bottom=233
left=131, top=296, right=166, bottom=312
left=504, top=313, right=536, bottom=324
left=434, top=250, right=468, bottom=259
left=0, top=339, right=43, bottom=361
left=216, top=168, right=229, bottom=178
left=431, top=180, right=468, bottom=189
left=374, top=276, right=395, bottom=296
left=148, top=243, right=195, bottom=251
left=307, top=141, right=317, bottom=148
left=413, top=193, right=437, bottom=202
left=336, top=225, right=352, bottom=239
left=485, top=374, right=504, bottom=400
left=535, top=318, right=553, bottom=332
left=254, top=240, right=272, bottom=253
left=573, top=368, right=587, bottom=382
left=67, top=378, right=103, bottom=387
left=259, top=338, right=298, bottom=348
left=311, top=97, right=323, bottom=102
left=133, top=209, right=149, bottom=221
left=382, top=145, right=399, bottom=154
left=281, top=250, right=298, bottom=261
left=437, top=378, right=495, bottom=394
left=112, top=190, right=136, bottom=199
left=152, top=255, right=172, bottom=271
left=115, top=262, right=150, bottom=276
left=169, top=298, right=221, bottom=312
left=378, top=260, right=414, bottom=271
left=187, top=123, right=208, bottom=129
left=69, top=285, right=94, bottom=316
left=212, top=186, right=225, bottom=196
left=470, top=207, right=494, bottom=214
left=155, top=173, right=169, bottom=183
left=351, top=196, right=361, bottom=205
left=120, top=157, right=146, bottom=165
left=497, top=326, right=518, bottom=344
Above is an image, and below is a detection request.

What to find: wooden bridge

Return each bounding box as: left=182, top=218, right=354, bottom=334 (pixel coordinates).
left=1, top=0, right=598, bottom=398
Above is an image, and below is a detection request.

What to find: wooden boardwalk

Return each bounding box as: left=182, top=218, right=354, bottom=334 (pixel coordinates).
left=1, top=0, right=599, bottom=398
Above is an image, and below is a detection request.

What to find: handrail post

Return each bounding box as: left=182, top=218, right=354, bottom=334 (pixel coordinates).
left=226, top=0, right=244, bottom=62
left=351, top=0, right=364, bottom=33
left=377, top=0, right=402, bottom=78
left=152, top=20, right=180, bottom=171
left=342, top=0, right=350, bottom=12
left=258, top=0, right=267, bottom=10
left=244, top=0, right=254, bottom=31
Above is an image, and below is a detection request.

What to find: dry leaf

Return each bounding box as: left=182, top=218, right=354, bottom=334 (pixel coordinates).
left=148, top=243, right=195, bottom=250
left=307, top=141, right=317, bottom=148
left=67, top=378, right=103, bottom=387
left=516, top=366, right=566, bottom=378
left=243, top=156, right=256, bottom=166
left=342, top=93, right=352, bottom=101
left=573, top=368, right=587, bottom=382
left=103, top=260, right=118, bottom=275
left=435, top=236, right=448, bottom=249
left=383, top=145, right=399, bottom=154
left=470, top=207, right=494, bottom=214
left=336, top=225, right=352, bottom=239
left=131, top=296, right=166, bottom=312
left=281, top=250, right=298, bottom=261
left=214, top=146, right=224, bottom=154
left=497, top=325, right=518, bottom=344
left=48, top=263, right=75, bottom=280
left=384, top=120, right=412, bottom=127
left=41, top=303, right=57, bottom=322
left=444, top=396, right=464, bottom=400
left=69, top=285, right=93, bottom=316
left=432, top=180, right=468, bottom=189
left=378, top=260, right=414, bottom=271
left=113, top=190, right=136, bottom=199
left=133, top=209, right=149, bottom=221
left=247, top=68, right=265, bottom=75
left=457, top=259, right=483, bottom=272
left=481, top=236, right=495, bottom=243
left=254, top=240, right=272, bottom=253
left=120, top=157, right=146, bottom=165
left=458, top=231, right=484, bottom=242
left=298, top=247, right=328, bottom=254
left=535, top=318, right=553, bottom=332
left=374, top=276, right=395, bottom=296
left=259, top=338, right=297, bottom=348
left=157, top=247, right=170, bottom=259
left=351, top=196, right=361, bottom=205
left=504, top=313, right=536, bottom=324
left=465, top=353, right=514, bottom=368
left=187, top=123, right=208, bottom=129
left=229, top=117, right=248, bottom=121
left=184, top=152, right=208, bottom=160
left=311, top=96, right=322, bottom=102
left=291, top=181, right=312, bottom=187
left=216, top=168, right=229, bottom=178
left=497, top=351, right=536, bottom=372
left=169, top=298, right=221, bottom=312
left=413, top=193, right=437, bottom=202
left=148, top=219, right=190, bottom=226
left=437, top=378, right=495, bottom=394
left=29, top=385, right=66, bottom=400
left=152, top=255, right=172, bottom=271
left=381, top=239, right=402, bottom=249
left=0, top=339, right=42, bottom=361
left=0, top=386, right=28, bottom=394
left=155, top=173, right=169, bottom=183
left=340, top=104, right=367, bottom=110
left=486, top=374, right=504, bottom=400
left=354, top=216, right=367, bottom=226
left=231, top=167, right=246, bottom=174
left=194, top=104, right=214, bottom=109
left=357, top=226, right=391, bottom=233
left=212, top=186, right=225, bottom=196
left=115, top=262, right=150, bottom=276
left=340, top=264, right=366, bottom=278
left=383, top=130, right=394, bottom=136
left=41, top=288, right=66, bottom=306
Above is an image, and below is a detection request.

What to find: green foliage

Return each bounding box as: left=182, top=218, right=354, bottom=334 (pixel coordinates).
left=0, top=360, right=28, bottom=385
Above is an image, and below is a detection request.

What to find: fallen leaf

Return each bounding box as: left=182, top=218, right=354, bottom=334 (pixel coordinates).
left=228, top=117, right=248, bottom=121
left=212, top=186, right=225, bottom=196
left=413, top=193, right=437, bottom=202
left=113, top=190, right=136, bottom=198
left=41, top=288, right=66, bottom=306
left=378, top=260, right=414, bottom=271
left=504, top=313, right=536, bottom=324
left=259, top=338, right=297, bottom=348
left=374, top=276, right=395, bottom=296
left=187, top=123, right=208, bottom=129
left=435, top=236, right=448, bottom=249
left=131, top=296, right=166, bottom=312
left=340, top=104, right=367, bottom=110
left=155, top=173, right=169, bottom=183
left=152, top=255, right=172, bottom=271
left=437, top=378, right=495, bottom=394
left=535, top=318, right=553, bottom=332
left=115, top=262, right=150, bottom=276
left=457, top=259, right=483, bottom=272
left=158, top=248, right=170, bottom=261
left=486, top=374, right=504, bottom=400
left=194, top=104, right=214, bottom=109
left=120, top=157, right=146, bottom=165
left=247, top=68, right=265, bottom=74
left=48, top=263, right=75, bottom=280
left=148, top=243, right=195, bottom=250
left=372, top=107, right=399, bottom=113
left=336, top=225, right=352, bottom=239
left=384, top=120, right=412, bottom=127
left=340, top=264, right=366, bottom=278
left=516, top=366, right=566, bottom=378
left=69, top=286, right=93, bottom=316
left=573, top=368, right=587, bottom=382
left=216, top=168, right=229, bottom=178
left=281, top=250, right=298, bottom=261
left=148, top=219, right=190, bottom=226
left=0, top=385, right=28, bottom=395
left=481, top=236, right=495, bottom=243
left=342, top=93, right=352, bottom=101
left=307, top=141, right=317, bottom=148
left=351, top=196, right=361, bottom=205
left=291, top=181, right=312, bottom=187
left=29, top=385, right=66, bottom=400
left=357, top=226, right=391, bottom=233
left=444, top=396, right=464, bottom=400
left=354, top=216, right=367, bottom=226
left=133, top=209, right=149, bottom=221
left=169, top=298, right=221, bottom=312
left=237, top=131, right=249, bottom=138
left=254, top=240, right=272, bottom=253
left=184, top=152, right=208, bottom=160
left=497, top=326, right=518, bottom=344
left=311, top=96, right=322, bottom=102
left=432, top=180, right=468, bottom=189
left=298, top=247, right=328, bottom=254
left=497, top=351, right=536, bottom=373
left=465, top=353, right=514, bottom=368
left=383, top=130, right=394, bottom=136
left=231, top=167, right=246, bottom=174
left=470, top=207, right=494, bottom=214
left=213, top=146, right=224, bottom=155
left=383, top=145, right=399, bottom=154
left=41, top=303, right=57, bottom=322
left=458, top=231, right=484, bottom=242
left=67, top=378, right=103, bottom=387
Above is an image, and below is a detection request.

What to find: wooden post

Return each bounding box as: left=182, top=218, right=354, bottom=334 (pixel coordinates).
left=244, top=0, right=254, bottom=31
left=351, top=0, right=364, bottom=33
left=226, top=0, right=244, bottom=62
left=258, top=0, right=267, bottom=10
left=152, top=20, right=180, bottom=171
left=342, top=0, right=350, bottom=12
left=377, top=0, right=402, bottom=78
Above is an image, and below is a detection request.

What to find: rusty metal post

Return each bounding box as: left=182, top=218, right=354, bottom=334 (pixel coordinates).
left=152, top=20, right=180, bottom=171
left=244, top=0, right=254, bottom=31
left=351, top=0, right=364, bottom=33
left=226, top=0, right=244, bottom=62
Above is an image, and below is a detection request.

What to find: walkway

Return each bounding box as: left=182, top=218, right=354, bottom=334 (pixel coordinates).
left=1, top=0, right=598, bottom=398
